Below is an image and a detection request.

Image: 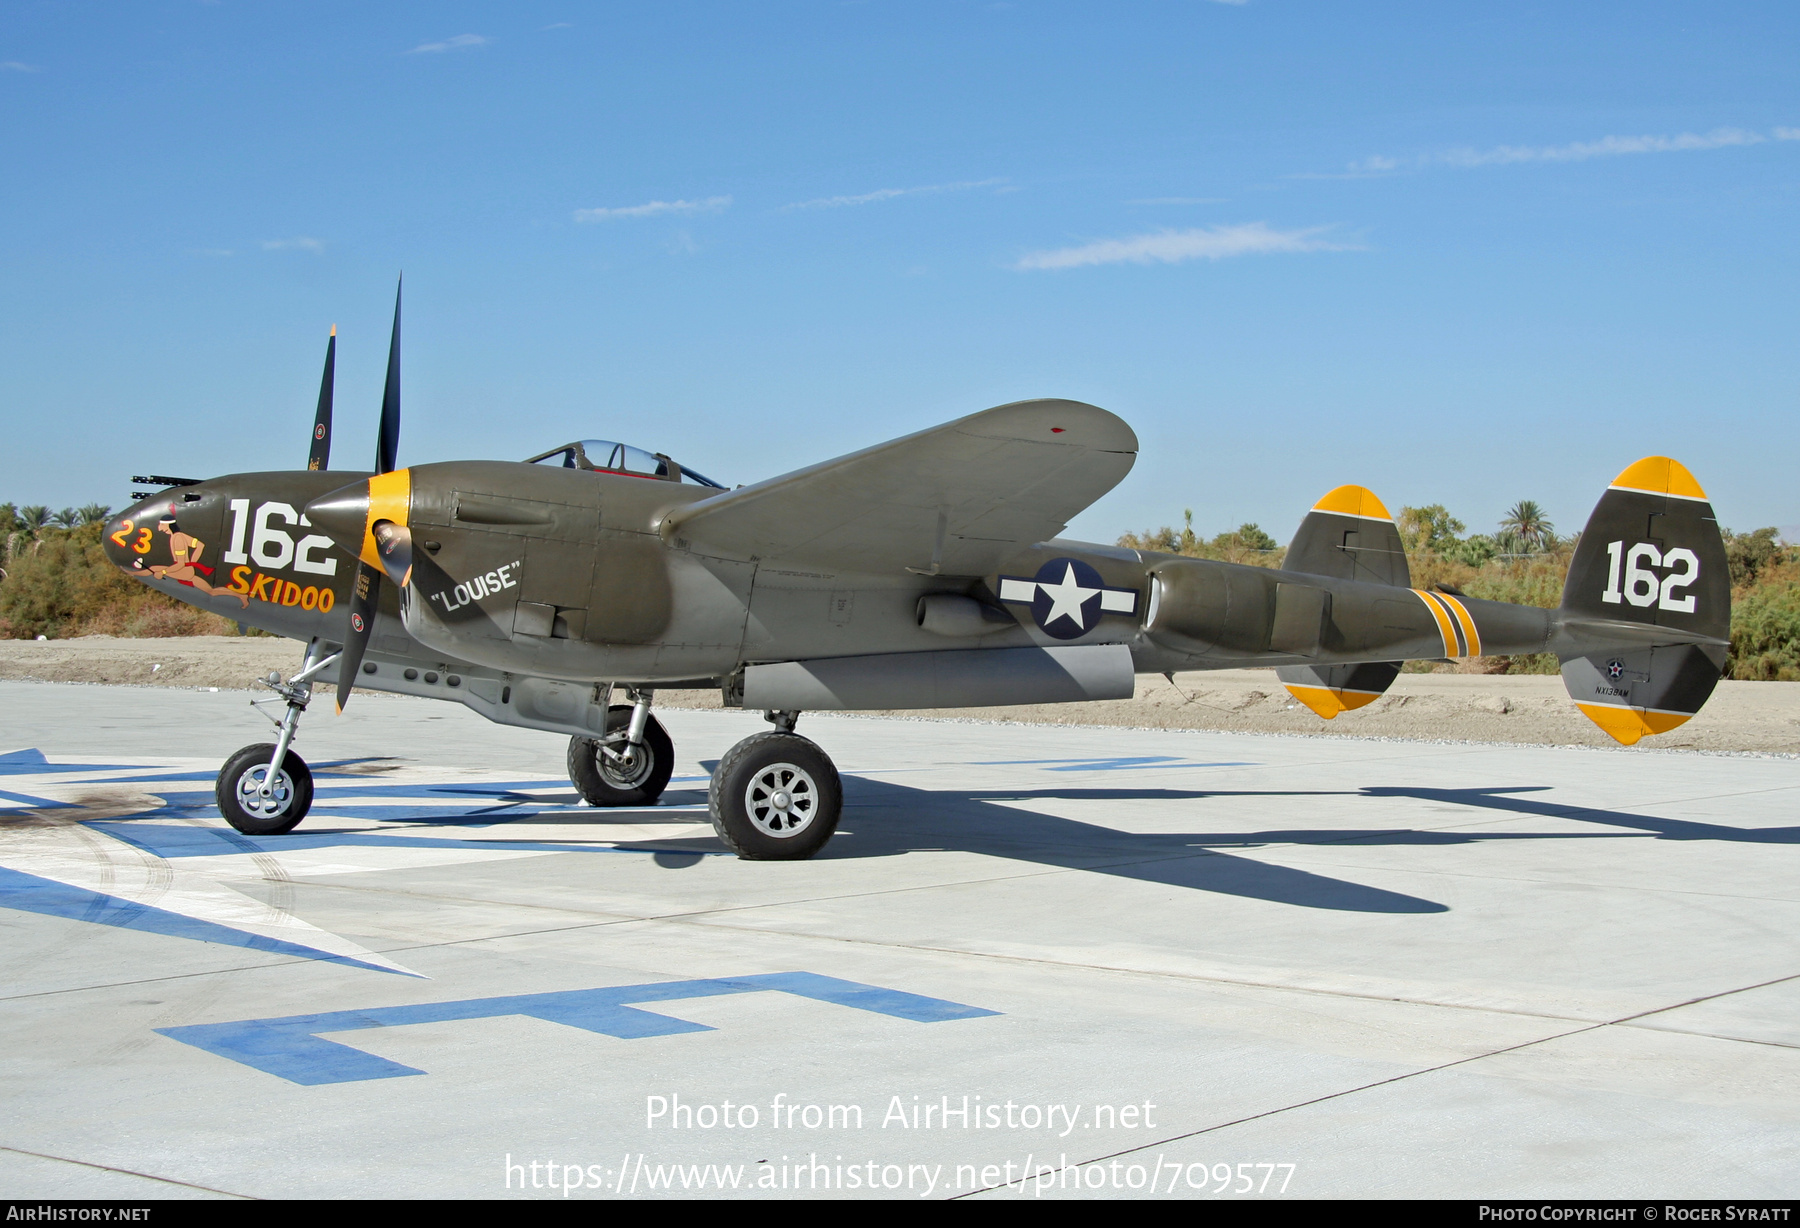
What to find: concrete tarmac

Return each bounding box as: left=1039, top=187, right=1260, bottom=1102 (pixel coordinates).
left=1, top=680, right=1796, bottom=1200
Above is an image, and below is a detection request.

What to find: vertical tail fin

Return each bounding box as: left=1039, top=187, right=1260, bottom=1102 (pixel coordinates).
left=1557, top=457, right=1730, bottom=744
left=1279, top=484, right=1408, bottom=717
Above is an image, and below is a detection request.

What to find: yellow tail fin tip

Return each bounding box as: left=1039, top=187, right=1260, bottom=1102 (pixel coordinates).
left=1310, top=484, right=1393, bottom=521
left=1610, top=457, right=1707, bottom=501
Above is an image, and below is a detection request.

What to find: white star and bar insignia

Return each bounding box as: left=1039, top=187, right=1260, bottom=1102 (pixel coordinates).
left=998, top=558, right=1140, bottom=640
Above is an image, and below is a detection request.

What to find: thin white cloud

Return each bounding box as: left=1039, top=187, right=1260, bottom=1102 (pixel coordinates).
left=573, top=196, right=731, bottom=222
left=1442, top=126, right=1765, bottom=166
left=782, top=178, right=1005, bottom=210
left=407, top=34, right=488, bottom=55
left=1286, top=155, right=1408, bottom=182
left=262, top=237, right=326, bottom=254
left=1318, top=126, right=1795, bottom=178
left=1016, top=222, right=1358, bottom=271
left=188, top=248, right=235, bottom=257
left=1, top=61, right=40, bottom=72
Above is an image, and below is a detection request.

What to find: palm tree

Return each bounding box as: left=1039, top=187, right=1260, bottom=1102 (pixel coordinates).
left=1499, top=500, right=1555, bottom=554
left=17, top=505, right=50, bottom=532
left=76, top=503, right=112, bottom=526
left=48, top=507, right=79, bottom=529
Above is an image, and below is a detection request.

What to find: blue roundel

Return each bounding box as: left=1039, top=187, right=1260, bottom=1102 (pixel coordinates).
left=1030, top=558, right=1109, bottom=640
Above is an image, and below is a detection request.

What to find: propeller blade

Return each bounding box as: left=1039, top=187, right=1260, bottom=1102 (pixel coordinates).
left=336, top=277, right=402, bottom=713
left=376, top=278, right=401, bottom=475
left=308, top=325, right=335, bottom=471
left=335, top=562, right=382, bottom=714
left=372, top=520, right=413, bottom=587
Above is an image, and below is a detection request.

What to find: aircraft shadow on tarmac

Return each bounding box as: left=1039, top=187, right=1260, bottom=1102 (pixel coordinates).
left=18, top=748, right=1794, bottom=919
left=773, top=776, right=1800, bottom=916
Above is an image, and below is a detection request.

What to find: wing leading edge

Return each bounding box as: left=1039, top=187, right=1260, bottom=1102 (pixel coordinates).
left=660, top=399, right=1137, bottom=576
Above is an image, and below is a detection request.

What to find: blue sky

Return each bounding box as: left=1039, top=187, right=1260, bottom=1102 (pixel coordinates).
left=2, top=2, right=1796, bottom=544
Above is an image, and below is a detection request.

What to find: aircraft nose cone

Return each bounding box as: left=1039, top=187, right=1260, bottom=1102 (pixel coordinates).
left=102, top=495, right=177, bottom=572
left=304, top=482, right=371, bottom=558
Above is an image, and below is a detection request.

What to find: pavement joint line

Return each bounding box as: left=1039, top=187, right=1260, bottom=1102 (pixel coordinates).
left=1617, top=1022, right=1800, bottom=1052
left=1267, top=849, right=1800, bottom=900
left=1257, top=849, right=1800, bottom=905
left=953, top=966, right=1800, bottom=1198
left=950, top=1019, right=1613, bottom=1198
left=613, top=915, right=1628, bottom=1027
left=0, top=1144, right=253, bottom=1198
left=1607, top=968, right=1800, bottom=1026
left=0, top=899, right=1773, bottom=1033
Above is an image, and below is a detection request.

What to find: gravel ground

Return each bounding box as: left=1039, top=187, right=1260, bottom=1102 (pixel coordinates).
left=2, top=634, right=1794, bottom=753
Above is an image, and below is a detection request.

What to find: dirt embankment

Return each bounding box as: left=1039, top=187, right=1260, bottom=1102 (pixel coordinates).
left=1, top=635, right=1794, bottom=753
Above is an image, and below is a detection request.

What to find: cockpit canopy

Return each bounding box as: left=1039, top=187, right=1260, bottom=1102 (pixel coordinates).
left=524, top=440, right=725, bottom=489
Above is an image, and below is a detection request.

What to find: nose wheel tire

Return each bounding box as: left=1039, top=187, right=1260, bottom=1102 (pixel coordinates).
left=708, top=732, right=842, bottom=860
left=215, top=743, right=313, bottom=835
left=568, top=707, right=675, bottom=807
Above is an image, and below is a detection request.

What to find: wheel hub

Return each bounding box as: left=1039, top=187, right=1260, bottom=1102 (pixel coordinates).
left=236, top=765, right=294, bottom=819
left=599, top=739, right=653, bottom=790
left=745, top=764, right=817, bottom=837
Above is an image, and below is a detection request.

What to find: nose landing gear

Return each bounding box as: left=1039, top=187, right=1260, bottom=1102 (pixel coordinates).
left=215, top=638, right=338, bottom=835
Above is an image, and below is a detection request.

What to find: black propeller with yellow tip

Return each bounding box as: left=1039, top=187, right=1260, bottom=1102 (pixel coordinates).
left=306, top=279, right=403, bottom=714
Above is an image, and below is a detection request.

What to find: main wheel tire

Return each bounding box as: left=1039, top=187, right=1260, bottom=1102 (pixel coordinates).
left=708, top=732, right=842, bottom=860
left=215, top=743, right=313, bottom=835
left=568, top=707, right=675, bottom=807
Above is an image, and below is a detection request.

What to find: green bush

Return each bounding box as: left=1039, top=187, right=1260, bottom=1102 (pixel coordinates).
left=1724, top=527, right=1783, bottom=588
left=1118, top=510, right=1285, bottom=567
left=0, top=523, right=235, bottom=639
left=1729, top=579, right=1800, bottom=680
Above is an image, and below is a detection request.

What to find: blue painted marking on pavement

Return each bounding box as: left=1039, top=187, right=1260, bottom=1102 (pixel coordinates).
left=91, top=775, right=709, bottom=829
left=156, top=972, right=1000, bottom=1085
left=0, top=748, right=146, bottom=777
left=88, top=821, right=727, bottom=860
left=974, top=756, right=1256, bottom=772
left=0, top=788, right=78, bottom=810
left=0, top=865, right=410, bottom=975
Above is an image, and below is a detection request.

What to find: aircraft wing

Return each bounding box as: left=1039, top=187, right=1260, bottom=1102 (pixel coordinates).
left=660, top=399, right=1138, bottom=576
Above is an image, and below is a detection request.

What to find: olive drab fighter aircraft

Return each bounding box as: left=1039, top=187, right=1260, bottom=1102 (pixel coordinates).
left=105, top=285, right=1734, bottom=860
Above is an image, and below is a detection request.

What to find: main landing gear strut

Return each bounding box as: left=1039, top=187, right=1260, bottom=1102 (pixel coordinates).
left=215, top=637, right=338, bottom=835
left=567, top=687, right=676, bottom=807
left=566, top=697, right=844, bottom=860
